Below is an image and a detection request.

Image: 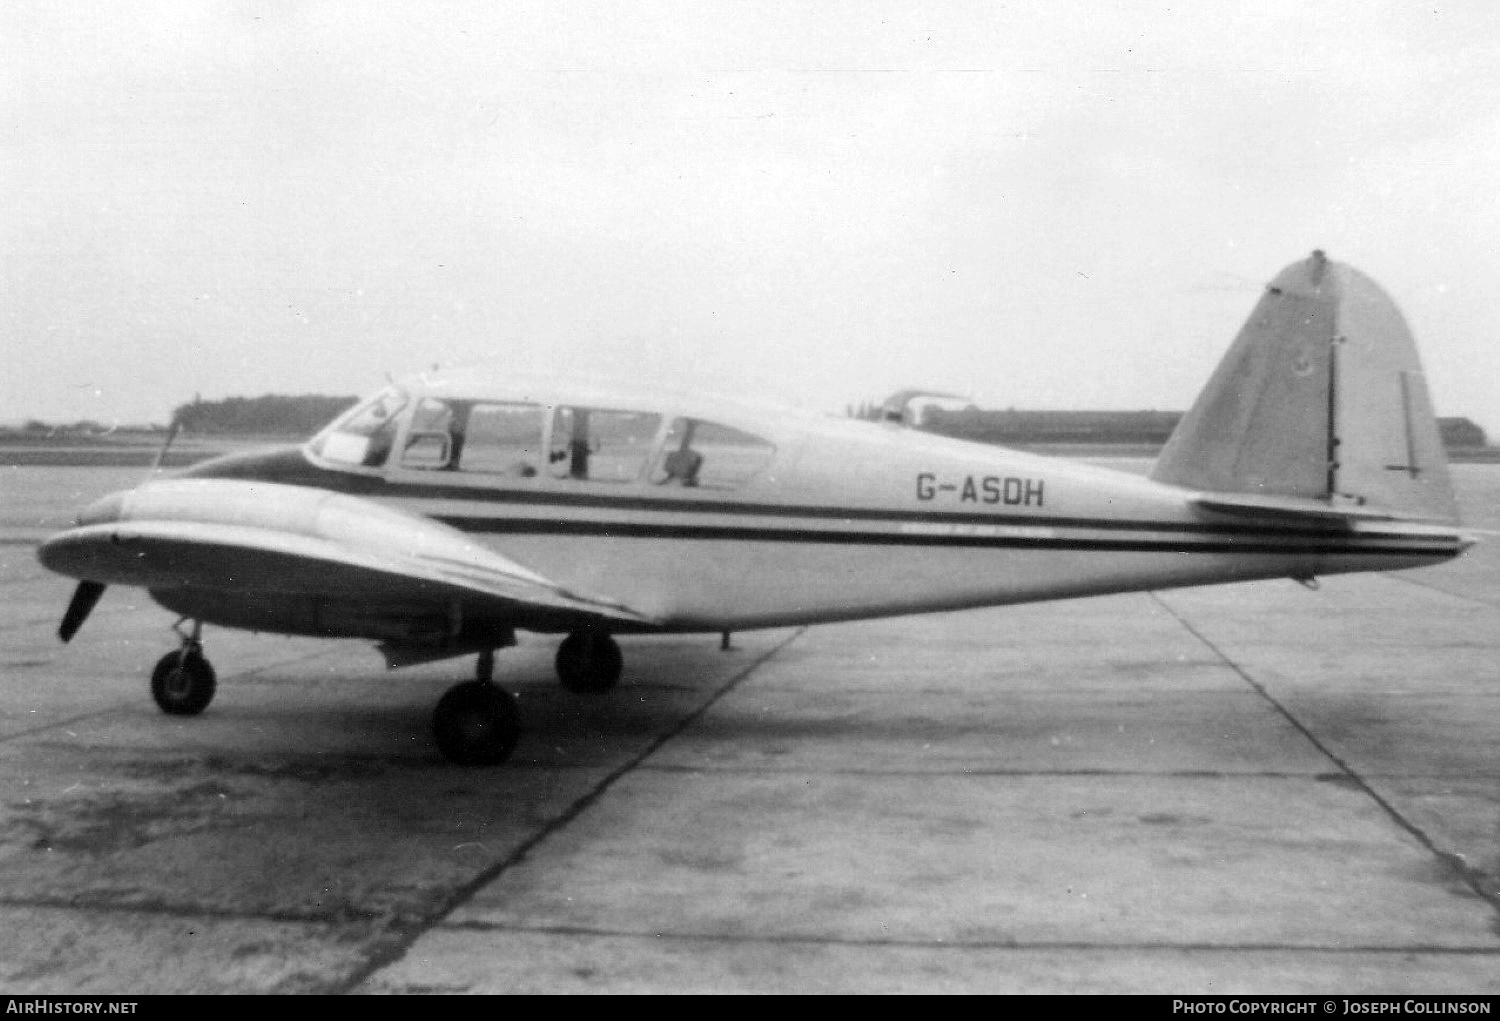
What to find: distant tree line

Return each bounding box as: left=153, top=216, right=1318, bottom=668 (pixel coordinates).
left=921, top=408, right=1185, bottom=445
left=18, top=391, right=1491, bottom=447
left=170, top=394, right=360, bottom=436
left=1439, top=417, right=1489, bottom=447
left=851, top=395, right=1489, bottom=449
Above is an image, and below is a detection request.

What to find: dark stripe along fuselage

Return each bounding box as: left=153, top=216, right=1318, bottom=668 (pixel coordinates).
left=185, top=445, right=1461, bottom=561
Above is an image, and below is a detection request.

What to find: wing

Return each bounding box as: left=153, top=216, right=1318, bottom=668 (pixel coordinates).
left=38, top=479, right=656, bottom=632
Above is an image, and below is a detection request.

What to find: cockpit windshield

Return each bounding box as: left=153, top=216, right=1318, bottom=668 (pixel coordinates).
left=308, top=387, right=409, bottom=467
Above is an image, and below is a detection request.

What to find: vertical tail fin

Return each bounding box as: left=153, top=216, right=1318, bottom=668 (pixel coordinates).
left=1151, top=251, right=1458, bottom=523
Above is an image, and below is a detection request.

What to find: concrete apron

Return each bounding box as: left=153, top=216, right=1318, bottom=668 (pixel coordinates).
left=362, top=578, right=1500, bottom=994
left=0, top=558, right=1495, bottom=992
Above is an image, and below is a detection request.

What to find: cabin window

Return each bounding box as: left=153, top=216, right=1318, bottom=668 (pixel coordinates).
left=650, top=418, right=774, bottom=489
left=400, top=398, right=456, bottom=469
left=458, top=402, right=545, bottom=476
left=548, top=407, right=662, bottom=483
left=393, top=398, right=547, bottom=477
left=311, top=387, right=409, bottom=467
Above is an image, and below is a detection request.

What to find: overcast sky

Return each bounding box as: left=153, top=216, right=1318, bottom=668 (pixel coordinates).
left=4, top=1, right=1498, bottom=432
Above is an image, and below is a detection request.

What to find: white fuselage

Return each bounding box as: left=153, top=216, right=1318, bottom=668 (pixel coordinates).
left=310, top=418, right=1458, bottom=631
left=39, top=373, right=1467, bottom=646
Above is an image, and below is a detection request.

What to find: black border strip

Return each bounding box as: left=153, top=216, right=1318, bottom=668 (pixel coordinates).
left=192, top=451, right=1458, bottom=543
left=410, top=485, right=1400, bottom=537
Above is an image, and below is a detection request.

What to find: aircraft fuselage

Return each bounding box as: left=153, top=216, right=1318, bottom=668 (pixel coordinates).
left=176, top=411, right=1463, bottom=634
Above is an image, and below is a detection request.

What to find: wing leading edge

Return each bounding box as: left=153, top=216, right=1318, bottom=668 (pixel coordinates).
left=37, top=479, right=656, bottom=633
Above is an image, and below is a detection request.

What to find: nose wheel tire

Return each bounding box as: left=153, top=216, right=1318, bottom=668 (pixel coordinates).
left=150, top=649, right=217, bottom=716
left=433, top=681, right=521, bottom=766
left=555, top=631, right=623, bottom=694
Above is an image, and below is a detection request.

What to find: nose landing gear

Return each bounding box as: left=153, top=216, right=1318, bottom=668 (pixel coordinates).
left=150, top=620, right=217, bottom=716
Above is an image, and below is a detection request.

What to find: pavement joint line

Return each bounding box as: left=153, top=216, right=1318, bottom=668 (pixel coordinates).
left=1149, top=590, right=1500, bottom=921
left=633, top=764, right=1380, bottom=779
left=0, top=708, right=140, bottom=745
left=0, top=894, right=392, bottom=927
left=221, top=646, right=350, bottom=680
left=0, top=607, right=141, bottom=633
left=705, top=682, right=1241, bottom=696
left=0, top=647, right=344, bottom=745
left=429, top=921, right=1500, bottom=956
left=1, top=895, right=1494, bottom=960
left=329, top=625, right=811, bottom=995
left=0, top=575, right=55, bottom=588
left=1383, top=571, right=1500, bottom=610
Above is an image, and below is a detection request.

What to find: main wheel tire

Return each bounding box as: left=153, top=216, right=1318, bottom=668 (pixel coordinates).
left=555, top=631, right=623, bottom=694
left=433, top=681, right=521, bottom=766
left=150, top=649, right=217, bottom=716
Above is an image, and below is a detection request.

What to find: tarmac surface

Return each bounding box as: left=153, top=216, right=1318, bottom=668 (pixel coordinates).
left=0, top=463, right=1495, bottom=994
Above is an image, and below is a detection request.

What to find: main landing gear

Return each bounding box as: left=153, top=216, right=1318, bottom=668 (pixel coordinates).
left=555, top=630, right=622, bottom=694
left=141, top=622, right=624, bottom=767
left=432, top=648, right=522, bottom=767
left=150, top=620, right=217, bottom=716
left=431, top=630, right=624, bottom=766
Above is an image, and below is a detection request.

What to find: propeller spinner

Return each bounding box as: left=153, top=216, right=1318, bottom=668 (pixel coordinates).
left=51, top=412, right=176, bottom=644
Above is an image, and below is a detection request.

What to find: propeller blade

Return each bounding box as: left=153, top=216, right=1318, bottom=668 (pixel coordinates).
left=59, top=581, right=106, bottom=643
left=151, top=418, right=182, bottom=471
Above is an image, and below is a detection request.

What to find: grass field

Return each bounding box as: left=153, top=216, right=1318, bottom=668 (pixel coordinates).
left=0, top=435, right=288, bottom=467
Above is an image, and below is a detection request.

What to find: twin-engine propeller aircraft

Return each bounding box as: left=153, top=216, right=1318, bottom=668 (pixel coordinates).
left=38, top=252, right=1471, bottom=765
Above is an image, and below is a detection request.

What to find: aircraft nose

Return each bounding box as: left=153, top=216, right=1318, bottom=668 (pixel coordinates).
left=76, top=491, right=127, bottom=526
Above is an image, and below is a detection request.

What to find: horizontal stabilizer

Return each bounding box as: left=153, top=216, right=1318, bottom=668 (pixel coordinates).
left=1191, top=492, right=1404, bottom=522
